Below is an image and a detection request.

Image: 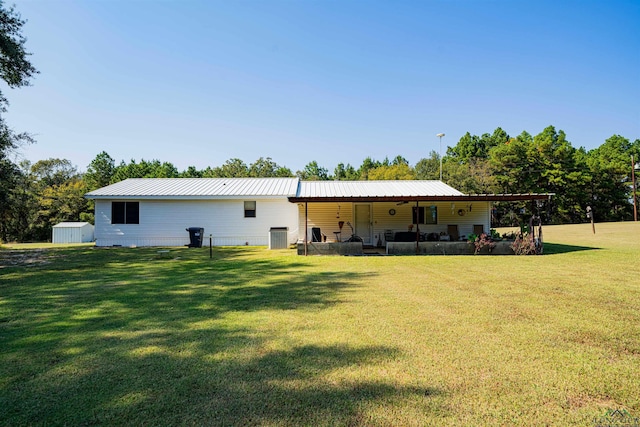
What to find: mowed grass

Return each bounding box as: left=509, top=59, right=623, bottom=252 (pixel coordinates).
left=1, top=222, right=639, bottom=426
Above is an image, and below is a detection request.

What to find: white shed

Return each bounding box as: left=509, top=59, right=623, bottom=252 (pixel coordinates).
left=52, top=222, right=94, bottom=244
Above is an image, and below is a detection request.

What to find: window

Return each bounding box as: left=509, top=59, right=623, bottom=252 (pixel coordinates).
left=244, top=201, right=256, bottom=218
left=412, top=206, right=437, bottom=225
left=112, top=202, right=139, bottom=224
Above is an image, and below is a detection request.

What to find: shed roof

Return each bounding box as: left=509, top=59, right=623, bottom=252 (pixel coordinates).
left=53, top=222, right=93, bottom=228
left=85, top=178, right=299, bottom=200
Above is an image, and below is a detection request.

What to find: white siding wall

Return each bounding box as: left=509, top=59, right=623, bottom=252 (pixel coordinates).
left=372, top=201, right=491, bottom=242
left=298, top=201, right=491, bottom=243
left=94, top=199, right=299, bottom=247
left=297, top=202, right=354, bottom=242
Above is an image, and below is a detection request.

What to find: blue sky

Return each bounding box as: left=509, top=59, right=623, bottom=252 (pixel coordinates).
left=7, top=0, right=640, bottom=173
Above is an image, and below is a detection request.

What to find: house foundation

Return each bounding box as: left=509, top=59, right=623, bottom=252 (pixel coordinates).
left=297, top=242, right=363, bottom=256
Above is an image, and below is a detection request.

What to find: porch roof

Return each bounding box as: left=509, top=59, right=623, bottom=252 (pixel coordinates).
left=288, top=180, right=553, bottom=203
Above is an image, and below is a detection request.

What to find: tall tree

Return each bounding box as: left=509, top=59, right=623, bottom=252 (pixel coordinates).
left=27, top=159, right=91, bottom=240
left=586, top=135, right=636, bottom=221
left=110, top=158, right=179, bottom=182
left=333, top=162, right=359, bottom=180
left=368, top=163, right=416, bottom=180
left=0, top=2, right=37, bottom=242
left=415, top=151, right=440, bottom=180
left=445, top=158, right=497, bottom=195
left=296, top=161, right=330, bottom=181
left=391, top=155, right=409, bottom=166
left=180, top=165, right=203, bottom=178
left=248, top=157, right=292, bottom=177
left=449, top=132, right=481, bottom=162
left=85, top=151, right=115, bottom=189
left=489, top=127, right=589, bottom=224
left=0, top=158, right=26, bottom=241
left=357, top=157, right=382, bottom=180
left=203, top=158, right=249, bottom=178
left=35, top=178, right=90, bottom=240
left=449, top=127, right=510, bottom=163
left=30, top=158, right=77, bottom=188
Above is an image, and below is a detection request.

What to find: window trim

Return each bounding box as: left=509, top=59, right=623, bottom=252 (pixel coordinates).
left=412, top=206, right=438, bottom=225
left=244, top=200, right=256, bottom=218
left=112, top=201, right=139, bottom=224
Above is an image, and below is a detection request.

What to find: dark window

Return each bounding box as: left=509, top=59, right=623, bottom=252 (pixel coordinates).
left=125, top=202, right=139, bottom=224
left=244, top=201, right=256, bottom=218
left=112, top=202, right=126, bottom=224
left=112, top=202, right=139, bottom=224
left=412, top=206, right=437, bottom=225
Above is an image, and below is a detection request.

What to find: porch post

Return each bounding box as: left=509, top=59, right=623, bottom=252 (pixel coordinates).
left=304, top=202, right=308, bottom=256
left=415, top=201, right=420, bottom=254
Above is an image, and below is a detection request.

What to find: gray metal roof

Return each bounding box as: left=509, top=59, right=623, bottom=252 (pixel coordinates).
left=86, top=177, right=552, bottom=202
left=53, top=222, right=93, bottom=227
left=85, top=178, right=299, bottom=199
left=296, top=180, right=464, bottom=198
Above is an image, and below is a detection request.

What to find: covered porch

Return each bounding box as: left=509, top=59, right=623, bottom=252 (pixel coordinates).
left=288, top=180, right=551, bottom=256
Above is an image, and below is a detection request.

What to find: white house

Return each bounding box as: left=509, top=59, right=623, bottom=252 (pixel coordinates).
left=86, top=177, right=551, bottom=251
left=85, top=177, right=300, bottom=247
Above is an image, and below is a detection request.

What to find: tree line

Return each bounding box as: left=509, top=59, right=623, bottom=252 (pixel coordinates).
left=2, top=126, right=638, bottom=242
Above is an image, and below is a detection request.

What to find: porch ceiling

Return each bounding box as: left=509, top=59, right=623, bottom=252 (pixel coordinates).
left=288, top=193, right=554, bottom=203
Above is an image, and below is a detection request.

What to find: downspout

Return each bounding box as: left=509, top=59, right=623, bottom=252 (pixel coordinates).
left=304, top=202, right=308, bottom=256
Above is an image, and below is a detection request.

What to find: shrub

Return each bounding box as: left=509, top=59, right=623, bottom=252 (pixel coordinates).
left=469, top=233, right=496, bottom=255
left=510, top=232, right=540, bottom=255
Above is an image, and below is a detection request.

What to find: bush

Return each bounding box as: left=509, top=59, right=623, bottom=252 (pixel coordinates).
left=510, top=232, right=540, bottom=255
left=469, top=233, right=496, bottom=255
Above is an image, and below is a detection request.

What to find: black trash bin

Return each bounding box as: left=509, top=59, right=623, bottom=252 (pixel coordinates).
left=186, top=227, right=204, bottom=248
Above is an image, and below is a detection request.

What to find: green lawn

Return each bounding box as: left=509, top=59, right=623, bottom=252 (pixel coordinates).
left=1, top=222, right=639, bottom=426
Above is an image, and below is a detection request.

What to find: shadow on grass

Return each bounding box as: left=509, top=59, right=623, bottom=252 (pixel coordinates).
left=543, top=242, right=600, bottom=255
left=1, top=246, right=441, bottom=425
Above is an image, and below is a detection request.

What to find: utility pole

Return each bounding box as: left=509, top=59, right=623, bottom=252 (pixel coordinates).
left=436, top=133, right=445, bottom=181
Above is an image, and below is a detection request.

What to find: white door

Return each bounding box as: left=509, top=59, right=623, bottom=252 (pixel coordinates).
left=354, top=203, right=372, bottom=245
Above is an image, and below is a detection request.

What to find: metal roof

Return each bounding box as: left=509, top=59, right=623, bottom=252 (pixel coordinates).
left=296, top=180, right=464, bottom=198
left=52, top=222, right=92, bottom=227
left=289, top=181, right=552, bottom=203
left=85, top=178, right=299, bottom=199
left=86, top=177, right=553, bottom=202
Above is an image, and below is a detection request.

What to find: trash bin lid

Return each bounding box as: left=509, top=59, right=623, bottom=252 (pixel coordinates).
left=270, top=227, right=288, bottom=231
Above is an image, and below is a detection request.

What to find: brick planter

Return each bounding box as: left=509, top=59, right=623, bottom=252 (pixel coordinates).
left=297, top=242, right=363, bottom=256
left=386, top=240, right=518, bottom=255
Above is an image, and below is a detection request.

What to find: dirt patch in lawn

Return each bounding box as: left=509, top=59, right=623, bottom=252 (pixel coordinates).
left=0, top=249, right=60, bottom=268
